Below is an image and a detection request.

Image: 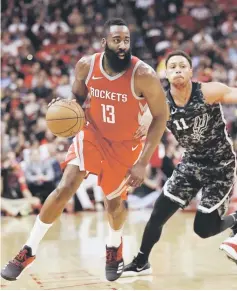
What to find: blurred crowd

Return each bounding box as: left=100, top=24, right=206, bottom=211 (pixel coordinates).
left=1, top=0, right=237, bottom=216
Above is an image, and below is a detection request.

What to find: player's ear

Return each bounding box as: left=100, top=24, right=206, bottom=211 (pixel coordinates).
left=101, top=38, right=106, bottom=48
left=190, top=67, right=193, bottom=78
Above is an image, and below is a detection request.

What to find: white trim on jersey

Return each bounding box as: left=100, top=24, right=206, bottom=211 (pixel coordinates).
left=99, top=52, right=126, bottom=81
left=78, top=131, right=85, bottom=171
left=85, top=54, right=96, bottom=85
left=106, top=178, right=129, bottom=200
left=131, top=60, right=144, bottom=100
left=198, top=183, right=234, bottom=214
left=163, top=175, right=186, bottom=206
left=73, top=131, right=85, bottom=171
left=219, top=103, right=237, bottom=179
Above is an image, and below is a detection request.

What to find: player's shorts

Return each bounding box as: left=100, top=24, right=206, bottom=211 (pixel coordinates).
left=164, top=154, right=236, bottom=216
left=61, top=124, right=142, bottom=200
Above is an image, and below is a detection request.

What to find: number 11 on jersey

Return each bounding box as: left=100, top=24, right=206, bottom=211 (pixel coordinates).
left=101, top=104, right=115, bottom=124
left=173, top=118, right=189, bottom=130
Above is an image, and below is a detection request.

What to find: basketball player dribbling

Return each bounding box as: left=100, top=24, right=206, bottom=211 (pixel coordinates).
left=122, top=50, right=237, bottom=276
left=1, top=18, right=168, bottom=282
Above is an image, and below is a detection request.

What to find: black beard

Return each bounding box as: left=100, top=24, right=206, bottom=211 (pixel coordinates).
left=104, top=44, right=131, bottom=73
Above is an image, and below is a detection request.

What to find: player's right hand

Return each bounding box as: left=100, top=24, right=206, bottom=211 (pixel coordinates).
left=134, top=125, right=148, bottom=139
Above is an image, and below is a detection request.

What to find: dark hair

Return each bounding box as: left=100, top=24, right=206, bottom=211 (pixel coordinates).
left=104, top=18, right=128, bottom=36
left=165, top=50, right=192, bottom=67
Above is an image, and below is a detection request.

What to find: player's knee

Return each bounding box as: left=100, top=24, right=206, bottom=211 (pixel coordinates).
left=194, top=211, right=219, bottom=239
left=194, top=222, right=212, bottom=239
left=55, top=182, right=75, bottom=202
left=106, top=197, right=122, bottom=215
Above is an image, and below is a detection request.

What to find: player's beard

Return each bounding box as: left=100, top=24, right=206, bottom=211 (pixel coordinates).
left=104, top=44, right=131, bottom=73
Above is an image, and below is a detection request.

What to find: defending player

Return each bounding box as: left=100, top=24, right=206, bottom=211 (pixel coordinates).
left=123, top=50, right=237, bottom=276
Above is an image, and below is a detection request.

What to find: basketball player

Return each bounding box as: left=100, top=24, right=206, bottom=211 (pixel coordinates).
left=123, top=50, right=237, bottom=276
left=1, top=19, right=168, bottom=282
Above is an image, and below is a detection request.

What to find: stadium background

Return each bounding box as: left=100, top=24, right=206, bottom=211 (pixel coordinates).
left=1, top=0, right=237, bottom=216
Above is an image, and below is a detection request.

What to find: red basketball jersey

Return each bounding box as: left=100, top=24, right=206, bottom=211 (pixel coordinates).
left=85, top=52, right=148, bottom=141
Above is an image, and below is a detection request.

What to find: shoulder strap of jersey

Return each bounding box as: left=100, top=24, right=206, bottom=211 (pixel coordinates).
left=192, top=81, right=205, bottom=102
left=166, top=87, right=173, bottom=106
left=85, top=53, right=100, bottom=85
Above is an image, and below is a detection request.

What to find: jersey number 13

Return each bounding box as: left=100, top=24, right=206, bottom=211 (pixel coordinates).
left=101, top=104, right=115, bottom=124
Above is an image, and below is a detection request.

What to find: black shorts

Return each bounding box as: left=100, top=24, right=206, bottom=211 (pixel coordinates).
left=164, top=156, right=236, bottom=216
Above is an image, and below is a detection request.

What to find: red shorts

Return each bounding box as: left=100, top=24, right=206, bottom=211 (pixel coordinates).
left=61, top=124, right=142, bottom=200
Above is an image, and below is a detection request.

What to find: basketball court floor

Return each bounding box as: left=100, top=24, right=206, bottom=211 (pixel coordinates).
left=1, top=210, right=236, bottom=290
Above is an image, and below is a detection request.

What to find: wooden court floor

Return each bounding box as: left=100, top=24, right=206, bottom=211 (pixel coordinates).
left=1, top=210, right=236, bottom=290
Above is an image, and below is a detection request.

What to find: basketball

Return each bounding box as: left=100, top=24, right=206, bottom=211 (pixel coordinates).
left=46, top=99, right=85, bottom=138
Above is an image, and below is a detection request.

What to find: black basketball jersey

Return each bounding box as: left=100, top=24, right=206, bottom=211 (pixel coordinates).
left=166, top=82, right=235, bottom=163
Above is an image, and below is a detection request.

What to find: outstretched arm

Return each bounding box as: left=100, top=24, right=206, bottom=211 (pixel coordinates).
left=202, top=82, right=237, bottom=104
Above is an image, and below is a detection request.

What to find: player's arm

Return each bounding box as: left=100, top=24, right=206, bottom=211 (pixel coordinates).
left=202, top=82, right=237, bottom=104
left=127, top=64, right=168, bottom=187
left=71, top=56, right=91, bottom=106
left=137, top=65, right=169, bottom=166
left=48, top=56, right=91, bottom=108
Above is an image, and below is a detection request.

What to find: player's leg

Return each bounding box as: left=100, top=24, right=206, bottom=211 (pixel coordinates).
left=221, top=217, right=237, bottom=264
left=193, top=163, right=237, bottom=263
left=1, top=165, right=86, bottom=281
left=103, top=187, right=128, bottom=281
left=194, top=208, right=237, bottom=263
left=122, top=191, right=179, bottom=277
left=123, top=166, right=200, bottom=277
left=105, top=195, right=127, bottom=240
left=194, top=206, right=237, bottom=239
left=1, top=128, right=102, bottom=281
left=220, top=164, right=237, bottom=263
left=101, top=154, right=140, bottom=281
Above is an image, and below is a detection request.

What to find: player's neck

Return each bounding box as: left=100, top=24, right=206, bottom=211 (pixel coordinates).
left=102, top=55, right=121, bottom=77
left=170, top=81, right=192, bottom=107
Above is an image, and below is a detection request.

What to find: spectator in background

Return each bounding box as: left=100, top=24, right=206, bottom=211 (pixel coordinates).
left=8, top=16, right=27, bottom=37
left=221, top=14, right=237, bottom=37
left=1, top=32, right=24, bottom=57
left=67, top=7, right=83, bottom=28
left=31, top=17, right=49, bottom=36
left=24, top=92, right=40, bottom=124
left=163, top=0, right=183, bottom=20
left=25, top=148, right=55, bottom=204
left=176, top=6, right=197, bottom=33
left=51, top=26, right=69, bottom=45
left=192, top=29, right=214, bottom=45
left=1, top=70, right=11, bottom=89
left=32, top=70, right=52, bottom=99
left=190, top=2, right=211, bottom=22
left=135, top=0, right=154, bottom=10
left=55, top=75, right=71, bottom=99
left=1, top=152, right=41, bottom=216
left=48, top=9, right=70, bottom=35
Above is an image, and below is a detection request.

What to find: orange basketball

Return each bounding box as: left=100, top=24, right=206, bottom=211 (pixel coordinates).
left=46, top=99, right=85, bottom=138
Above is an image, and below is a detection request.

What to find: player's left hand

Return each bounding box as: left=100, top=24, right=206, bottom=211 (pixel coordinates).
left=48, top=97, right=61, bottom=107
left=48, top=98, right=76, bottom=108
left=134, top=125, right=148, bottom=139
left=126, top=162, right=146, bottom=187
